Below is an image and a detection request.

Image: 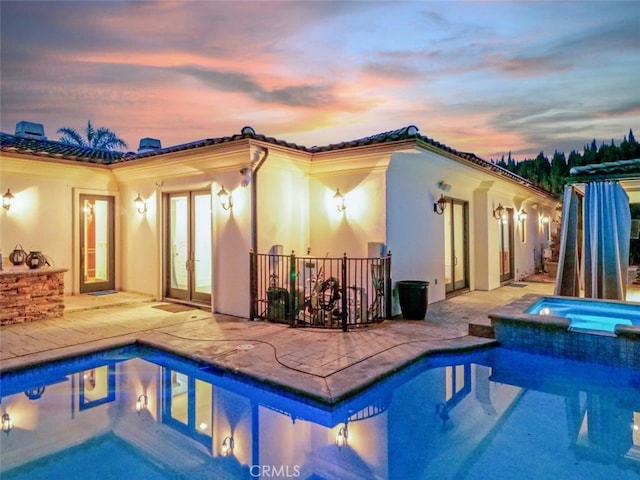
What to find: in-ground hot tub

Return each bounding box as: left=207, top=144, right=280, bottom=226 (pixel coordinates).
left=489, top=294, right=640, bottom=369
left=525, top=296, right=640, bottom=334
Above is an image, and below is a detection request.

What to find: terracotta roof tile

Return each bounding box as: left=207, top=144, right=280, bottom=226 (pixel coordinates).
left=0, top=132, right=123, bottom=164
left=0, top=126, right=555, bottom=198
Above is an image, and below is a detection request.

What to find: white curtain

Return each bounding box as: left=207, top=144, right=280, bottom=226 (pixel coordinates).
left=554, top=186, right=581, bottom=297
left=583, top=181, right=630, bottom=300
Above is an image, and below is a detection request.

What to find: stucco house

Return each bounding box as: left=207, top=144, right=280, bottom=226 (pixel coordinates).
left=1, top=122, right=558, bottom=321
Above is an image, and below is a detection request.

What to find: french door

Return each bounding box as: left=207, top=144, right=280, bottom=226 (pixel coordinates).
left=444, top=198, right=469, bottom=295
left=499, top=208, right=515, bottom=282
left=79, top=194, right=115, bottom=293
left=165, top=191, right=212, bottom=305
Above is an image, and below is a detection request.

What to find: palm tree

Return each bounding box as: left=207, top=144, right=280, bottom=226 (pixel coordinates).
left=57, top=120, right=128, bottom=151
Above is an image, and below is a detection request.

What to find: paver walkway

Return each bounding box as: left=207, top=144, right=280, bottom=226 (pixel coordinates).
left=1, top=282, right=557, bottom=403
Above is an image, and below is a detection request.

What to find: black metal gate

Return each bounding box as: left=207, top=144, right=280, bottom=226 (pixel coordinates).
left=250, top=251, right=392, bottom=331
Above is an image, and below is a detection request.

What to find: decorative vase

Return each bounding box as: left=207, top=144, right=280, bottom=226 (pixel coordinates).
left=26, top=251, right=46, bottom=269
left=9, top=244, right=27, bottom=266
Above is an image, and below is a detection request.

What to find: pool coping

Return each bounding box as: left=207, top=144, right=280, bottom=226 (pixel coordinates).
left=488, top=293, right=640, bottom=339
left=0, top=310, right=498, bottom=406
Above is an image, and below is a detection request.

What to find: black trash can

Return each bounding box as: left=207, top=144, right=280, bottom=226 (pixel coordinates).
left=397, top=280, right=429, bottom=320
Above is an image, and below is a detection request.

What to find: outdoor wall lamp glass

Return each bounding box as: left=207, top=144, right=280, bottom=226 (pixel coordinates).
left=135, top=394, right=148, bottom=413
left=433, top=194, right=446, bottom=215
left=220, top=436, right=234, bottom=456
left=2, top=189, right=14, bottom=211
left=519, top=209, right=527, bottom=222
left=2, top=413, right=13, bottom=435
left=493, top=203, right=505, bottom=219
left=334, top=188, right=346, bottom=212
left=240, top=167, right=252, bottom=187
left=218, top=186, right=233, bottom=210
left=134, top=194, right=147, bottom=214
left=335, top=423, right=349, bottom=448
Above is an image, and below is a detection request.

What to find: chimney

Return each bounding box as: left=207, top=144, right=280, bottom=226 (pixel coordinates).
left=15, top=121, right=46, bottom=140
left=138, top=137, right=161, bottom=153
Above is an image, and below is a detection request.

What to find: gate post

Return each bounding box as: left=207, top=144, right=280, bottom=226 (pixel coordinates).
left=289, top=251, right=297, bottom=327
left=385, top=251, right=392, bottom=319
left=249, top=250, right=257, bottom=321
left=341, top=252, right=348, bottom=331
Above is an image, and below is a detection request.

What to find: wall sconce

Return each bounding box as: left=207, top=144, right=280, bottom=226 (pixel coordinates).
left=493, top=203, right=505, bottom=220
left=2, top=413, right=13, bottom=435
left=218, top=186, right=233, bottom=210
left=134, top=194, right=147, bottom=214
left=334, top=188, right=346, bottom=212
left=135, top=394, right=148, bottom=413
left=240, top=167, right=252, bottom=187
left=2, top=189, right=14, bottom=211
left=433, top=194, right=446, bottom=215
left=519, top=209, right=527, bottom=222
left=335, top=423, right=349, bottom=448
left=220, top=436, right=234, bottom=456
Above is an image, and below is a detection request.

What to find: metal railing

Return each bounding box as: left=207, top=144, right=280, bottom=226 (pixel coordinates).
left=250, top=251, right=392, bottom=331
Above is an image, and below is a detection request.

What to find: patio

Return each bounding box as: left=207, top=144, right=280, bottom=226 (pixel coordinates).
left=1, top=277, right=637, bottom=404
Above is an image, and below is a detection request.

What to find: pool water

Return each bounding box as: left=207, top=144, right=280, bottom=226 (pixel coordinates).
left=1, top=345, right=638, bottom=479
left=526, top=297, right=640, bottom=333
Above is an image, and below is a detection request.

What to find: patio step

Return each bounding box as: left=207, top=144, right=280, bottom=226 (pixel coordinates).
left=468, top=321, right=495, bottom=339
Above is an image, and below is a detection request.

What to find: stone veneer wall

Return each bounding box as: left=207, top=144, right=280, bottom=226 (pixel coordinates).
left=0, top=270, right=65, bottom=325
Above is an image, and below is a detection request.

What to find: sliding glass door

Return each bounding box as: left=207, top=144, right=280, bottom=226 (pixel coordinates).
left=165, top=191, right=212, bottom=304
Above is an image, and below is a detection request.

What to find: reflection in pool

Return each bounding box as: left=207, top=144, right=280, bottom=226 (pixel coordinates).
left=1, top=346, right=638, bottom=479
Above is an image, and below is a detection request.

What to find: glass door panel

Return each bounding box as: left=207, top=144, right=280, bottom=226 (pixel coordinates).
left=195, top=379, right=213, bottom=437
left=169, top=195, right=189, bottom=299
left=170, top=371, right=189, bottom=425
left=193, top=193, right=212, bottom=301
left=444, top=198, right=469, bottom=295
left=499, top=208, right=514, bottom=282
left=79, top=194, right=115, bottom=293
left=453, top=202, right=467, bottom=290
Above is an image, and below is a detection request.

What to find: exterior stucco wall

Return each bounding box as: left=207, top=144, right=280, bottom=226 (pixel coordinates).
left=0, top=154, right=118, bottom=294
left=387, top=149, right=556, bottom=311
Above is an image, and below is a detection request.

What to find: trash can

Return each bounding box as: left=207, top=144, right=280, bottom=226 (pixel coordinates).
left=267, top=287, right=289, bottom=320
left=397, top=280, right=429, bottom=320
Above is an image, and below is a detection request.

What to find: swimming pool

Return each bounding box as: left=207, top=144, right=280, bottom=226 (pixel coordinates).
left=526, top=297, right=640, bottom=333
left=1, top=345, right=638, bottom=479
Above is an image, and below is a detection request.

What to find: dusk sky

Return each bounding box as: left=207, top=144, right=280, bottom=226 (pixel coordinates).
left=1, top=0, right=638, bottom=160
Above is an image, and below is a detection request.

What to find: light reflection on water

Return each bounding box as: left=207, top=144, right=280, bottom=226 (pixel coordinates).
left=0, top=346, right=638, bottom=480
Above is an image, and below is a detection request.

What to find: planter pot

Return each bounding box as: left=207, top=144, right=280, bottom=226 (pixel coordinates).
left=397, top=280, right=429, bottom=320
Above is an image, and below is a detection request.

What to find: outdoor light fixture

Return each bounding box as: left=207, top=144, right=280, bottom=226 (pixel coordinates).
left=2, top=189, right=14, bottom=211
left=135, top=394, right=148, bottom=413
left=434, top=194, right=446, bottom=215
left=2, top=413, right=13, bottom=435
left=240, top=167, right=252, bottom=187
left=493, top=203, right=505, bottom=220
left=217, top=186, right=233, bottom=210
left=25, top=386, right=46, bottom=400
left=519, top=209, right=527, bottom=222
left=134, top=194, right=147, bottom=214
left=334, top=188, right=346, bottom=212
left=220, top=436, right=234, bottom=456
left=335, top=423, right=349, bottom=448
